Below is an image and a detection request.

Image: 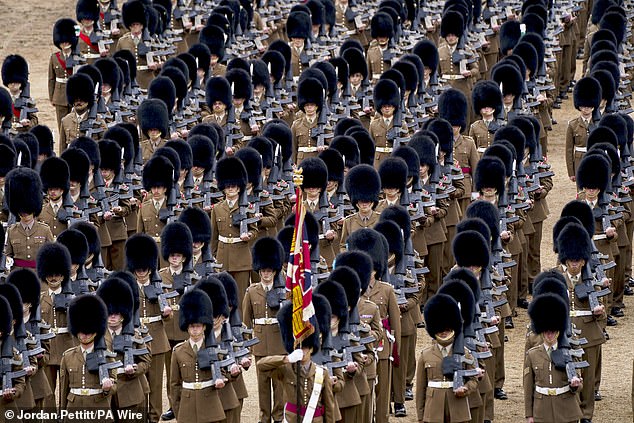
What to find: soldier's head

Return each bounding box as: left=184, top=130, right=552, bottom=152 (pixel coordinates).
left=380, top=104, right=395, bottom=118
left=349, top=72, right=363, bottom=87
left=212, top=100, right=226, bottom=115
left=304, top=102, right=318, bottom=117
left=290, top=38, right=305, bottom=49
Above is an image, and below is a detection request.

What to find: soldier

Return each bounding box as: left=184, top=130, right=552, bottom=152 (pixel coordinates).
left=366, top=12, right=394, bottom=81
left=159, top=221, right=193, bottom=421
left=199, top=25, right=228, bottom=78
left=137, top=155, right=173, bottom=244
left=59, top=73, right=95, bottom=152
left=203, top=77, right=237, bottom=154
left=555, top=221, right=605, bottom=423
left=416, top=293, right=480, bottom=423
left=370, top=79, right=402, bottom=168
left=0, top=295, right=26, bottom=415
left=38, top=157, right=70, bottom=239
left=257, top=295, right=336, bottom=423
left=56, top=228, right=91, bottom=295
left=0, top=145, right=15, bottom=224
left=292, top=77, right=326, bottom=163
left=286, top=12, right=312, bottom=78
left=48, top=19, right=78, bottom=133
left=2, top=55, right=38, bottom=134
left=524, top=293, right=583, bottom=423
left=125, top=234, right=172, bottom=423
left=4, top=168, right=54, bottom=270
left=347, top=228, right=400, bottom=423
left=137, top=99, right=170, bottom=163
left=8, top=268, right=54, bottom=413
left=113, top=1, right=157, bottom=89
left=469, top=81, right=504, bottom=156
left=339, top=164, right=382, bottom=250
left=226, top=68, right=260, bottom=140
left=96, top=277, right=151, bottom=419
left=566, top=77, right=601, bottom=182
left=99, top=139, right=131, bottom=271
left=169, top=289, right=227, bottom=423
left=76, top=0, right=108, bottom=64
left=178, top=207, right=216, bottom=278
left=60, top=294, right=117, bottom=418
left=211, top=157, right=257, bottom=298
left=244, top=236, right=289, bottom=423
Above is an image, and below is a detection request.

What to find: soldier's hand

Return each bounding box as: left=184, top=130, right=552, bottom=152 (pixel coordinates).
left=184, top=21, right=193, bottom=29
left=453, top=386, right=468, bottom=397
left=230, top=364, right=241, bottom=376
left=325, top=229, right=336, bottom=240
left=240, top=357, right=252, bottom=369
left=317, top=145, right=328, bottom=152
left=125, top=364, right=136, bottom=375
left=461, top=70, right=471, bottom=78
left=25, top=365, right=36, bottom=376
left=476, top=367, right=485, bottom=378
left=330, top=376, right=338, bottom=384
left=605, top=227, right=617, bottom=238
left=569, top=376, right=582, bottom=388
left=225, top=146, right=235, bottom=156
left=112, top=28, right=120, bottom=36
left=2, top=388, right=16, bottom=400
left=102, top=378, right=114, bottom=391
left=500, top=230, right=511, bottom=241
left=592, top=304, right=605, bottom=316
left=240, top=232, right=252, bottom=242
left=20, top=119, right=31, bottom=127
left=214, top=378, right=226, bottom=389
left=103, top=211, right=114, bottom=221
left=286, top=349, right=304, bottom=364
left=601, top=277, right=610, bottom=288
left=569, top=176, right=576, bottom=182
left=526, top=418, right=534, bottom=423
left=162, top=305, right=173, bottom=317
left=346, top=362, right=358, bottom=374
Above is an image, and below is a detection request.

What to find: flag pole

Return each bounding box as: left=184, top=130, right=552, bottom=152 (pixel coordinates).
left=292, top=168, right=304, bottom=421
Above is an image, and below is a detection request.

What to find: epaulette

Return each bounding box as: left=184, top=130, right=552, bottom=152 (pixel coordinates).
left=62, top=346, right=77, bottom=357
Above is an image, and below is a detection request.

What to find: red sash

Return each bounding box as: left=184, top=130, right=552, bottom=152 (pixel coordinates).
left=12, top=104, right=20, bottom=119
left=55, top=52, right=73, bottom=74
left=100, top=12, right=105, bottom=20
left=79, top=32, right=99, bottom=52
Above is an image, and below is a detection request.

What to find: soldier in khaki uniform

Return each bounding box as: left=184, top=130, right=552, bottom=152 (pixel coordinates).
left=0, top=295, right=27, bottom=417
left=137, top=155, right=173, bottom=248
left=469, top=80, right=504, bottom=156
left=258, top=296, right=336, bottom=423
left=137, top=99, right=169, bottom=163
left=60, top=295, right=117, bottom=419
left=370, top=79, right=405, bottom=169
left=566, top=77, right=601, bottom=182
left=416, top=293, right=480, bottom=423
left=125, top=234, right=173, bottom=423
left=2, top=55, right=38, bottom=135
left=199, top=25, right=227, bottom=78
left=38, top=157, right=71, bottom=239
left=202, top=77, right=244, bottom=155
left=366, top=13, right=393, bottom=81
left=76, top=0, right=107, bottom=64
left=335, top=251, right=383, bottom=423
left=4, top=168, right=54, bottom=270
left=286, top=12, right=312, bottom=78
left=556, top=222, right=606, bottom=423
left=9, top=269, right=54, bottom=413
left=438, top=11, right=479, bottom=125
left=99, top=140, right=132, bottom=271
left=113, top=1, right=157, bottom=90
left=339, top=164, right=382, bottom=250
left=97, top=277, right=152, bottom=419
left=292, top=77, right=326, bottom=163
left=348, top=228, right=401, bottom=423
left=211, top=157, right=258, bottom=298
left=48, top=19, right=77, bottom=133
left=59, top=74, right=97, bottom=153
left=158, top=221, right=193, bottom=421
left=169, top=289, right=227, bottom=423
left=524, top=293, right=583, bottom=423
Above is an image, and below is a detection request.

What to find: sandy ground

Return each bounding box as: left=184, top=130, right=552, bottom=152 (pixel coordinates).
left=1, top=1, right=632, bottom=421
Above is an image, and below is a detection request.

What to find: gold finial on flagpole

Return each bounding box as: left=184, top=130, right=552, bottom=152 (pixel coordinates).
left=293, top=167, right=303, bottom=187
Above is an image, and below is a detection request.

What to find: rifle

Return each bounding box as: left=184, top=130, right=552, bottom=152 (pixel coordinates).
left=231, top=190, right=260, bottom=237
left=440, top=332, right=479, bottom=390
left=112, top=322, right=150, bottom=368
left=85, top=337, right=123, bottom=383
left=575, top=265, right=611, bottom=310
left=0, top=342, right=26, bottom=391
left=197, top=337, right=236, bottom=382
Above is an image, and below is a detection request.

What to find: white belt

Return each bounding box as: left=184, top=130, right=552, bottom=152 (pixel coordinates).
left=574, top=146, right=587, bottom=153
left=137, top=65, right=150, bottom=71
left=182, top=380, right=214, bottom=390
left=218, top=235, right=245, bottom=244
left=51, top=327, right=69, bottom=334
left=254, top=317, right=278, bottom=325
left=428, top=381, right=453, bottom=389
left=593, top=234, right=608, bottom=241
left=298, top=146, right=318, bottom=153
left=70, top=388, right=103, bottom=396
left=140, top=315, right=162, bottom=324
left=570, top=310, right=593, bottom=317
left=477, top=147, right=487, bottom=153
left=171, top=304, right=180, bottom=311
left=84, top=53, right=101, bottom=59
left=56, top=77, right=68, bottom=83
left=345, top=29, right=357, bottom=35
left=376, top=146, right=393, bottom=153
left=442, top=74, right=465, bottom=80
left=535, top=385, right=570, bottom=396
left=116, top=368, right=127, bottom=375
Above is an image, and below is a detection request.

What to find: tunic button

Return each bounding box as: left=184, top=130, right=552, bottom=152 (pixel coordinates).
left=26, top=237, right=30, bottom=240
left=27, top=255, right=31, bottom=259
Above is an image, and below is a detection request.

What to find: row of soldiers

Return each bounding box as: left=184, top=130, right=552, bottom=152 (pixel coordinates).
left=0, top=0, right=633, bottom=420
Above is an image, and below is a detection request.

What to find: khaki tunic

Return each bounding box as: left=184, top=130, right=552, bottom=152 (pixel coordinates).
left=291, top=115, right=319, bottom=163
left=5, top=221, right=54, bottom=265
left=113, top=34, right=157, bottom=89
left=523, top=345, right=583, bottom=422
left=38, top=202, right=68, bottom=239
left=339, top=211, right=380, bottom=251
left=48, top=52, right=72, bottom=107
left=565, top=117, right=590, bottom=178
left=210, top=200, right=258, bottom=272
